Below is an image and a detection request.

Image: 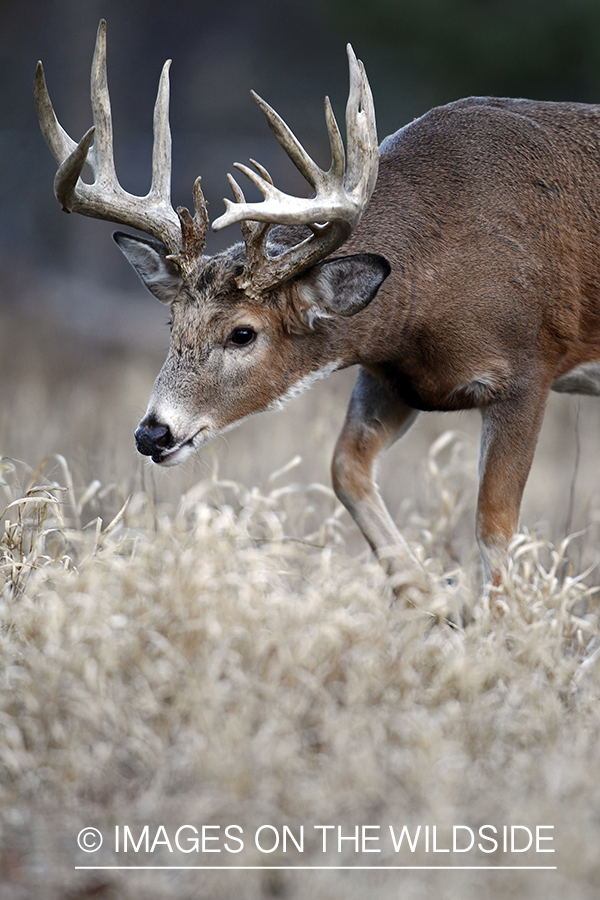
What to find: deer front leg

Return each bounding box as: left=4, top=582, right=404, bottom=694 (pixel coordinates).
left=477, top=393, right=548, bottom=590
left=332, top=368, right=424, bottom=587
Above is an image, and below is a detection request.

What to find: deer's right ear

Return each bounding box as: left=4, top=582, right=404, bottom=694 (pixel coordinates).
left=113, top=232, right=183, bottom=304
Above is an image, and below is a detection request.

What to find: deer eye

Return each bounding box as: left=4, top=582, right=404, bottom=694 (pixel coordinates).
left=226, top=327, right=256, bottom=348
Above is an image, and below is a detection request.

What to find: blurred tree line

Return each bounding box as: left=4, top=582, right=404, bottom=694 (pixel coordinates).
left=3, top=0, right=600, bottom=289
left=326, top=0, right=600, bottom=107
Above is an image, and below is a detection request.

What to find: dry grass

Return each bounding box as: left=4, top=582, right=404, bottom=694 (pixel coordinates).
left=1, top=436, right=599, bottom=900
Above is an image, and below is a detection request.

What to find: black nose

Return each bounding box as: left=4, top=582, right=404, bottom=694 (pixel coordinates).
left=135, top=418, right=173, bottom=457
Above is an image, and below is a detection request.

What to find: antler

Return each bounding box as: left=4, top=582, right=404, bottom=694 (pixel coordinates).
left=212, top=44, right=379, bottom=297
left=34, top=19, right=208, bottom=274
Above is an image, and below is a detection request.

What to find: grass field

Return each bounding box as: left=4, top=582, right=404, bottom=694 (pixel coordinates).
left=1, top=301, right=600, bottom=899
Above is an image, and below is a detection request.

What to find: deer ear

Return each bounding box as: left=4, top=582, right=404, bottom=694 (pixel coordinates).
left=295, top=253, right=391, bottom=325
left=113, top=232, right=183, bottom=304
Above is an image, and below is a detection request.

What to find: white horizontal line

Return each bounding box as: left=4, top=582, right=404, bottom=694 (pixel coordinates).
left=75, top=865, right=558, bottom=871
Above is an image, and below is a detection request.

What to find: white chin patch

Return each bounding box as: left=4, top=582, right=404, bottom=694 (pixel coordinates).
left=155, top=442, right=197, bottom=467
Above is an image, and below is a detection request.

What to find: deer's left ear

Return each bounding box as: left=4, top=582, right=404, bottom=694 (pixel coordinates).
left=295, top=253, right=391, bottom=325
left=113, top=232, right=184, bottom=304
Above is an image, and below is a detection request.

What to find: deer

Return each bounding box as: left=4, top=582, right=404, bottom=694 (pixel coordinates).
left=35, top=20, right=600, bottom=594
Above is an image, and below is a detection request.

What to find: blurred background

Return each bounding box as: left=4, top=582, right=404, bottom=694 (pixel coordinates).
left=3, top=0, right=600, bottom=569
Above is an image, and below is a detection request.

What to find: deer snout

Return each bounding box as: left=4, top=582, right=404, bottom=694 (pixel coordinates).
left=135, top=417, right=173, bottom=458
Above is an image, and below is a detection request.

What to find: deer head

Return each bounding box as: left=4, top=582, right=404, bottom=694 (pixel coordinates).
left=35, top=20, right=385, bottom=466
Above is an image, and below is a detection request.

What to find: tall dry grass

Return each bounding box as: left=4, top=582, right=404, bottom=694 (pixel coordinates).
left=1, top=427, right=599, bottom=899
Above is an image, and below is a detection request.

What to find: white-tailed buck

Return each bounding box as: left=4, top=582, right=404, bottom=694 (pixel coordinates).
left=35, top=20, right=600, bottom=590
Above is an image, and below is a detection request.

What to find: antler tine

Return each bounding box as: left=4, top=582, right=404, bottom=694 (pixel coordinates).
left=34, top=62, right=78, bottom=164
left=324, top=95, right=345, bottom=183
left=250, top=91, right=324, bottom=189
left=227, top=171, right=247, bottom=205
left=88, top=19, right=116, bottom=182
left=35, top=19, right=185, bottom=260
left=227, top=172, right=253, bottom=244
left=232, top=161, right=278, bottom=198
left=344, top=44, right=378, bottom=197
left=248, top=158, right=274, bottom=186
left=150, top=59, right=173, bottom=201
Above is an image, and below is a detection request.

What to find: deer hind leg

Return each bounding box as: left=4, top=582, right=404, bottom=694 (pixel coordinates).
left=477, top=393, right=549, bottom=591
left=331, top=368, right=424, bottom=586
